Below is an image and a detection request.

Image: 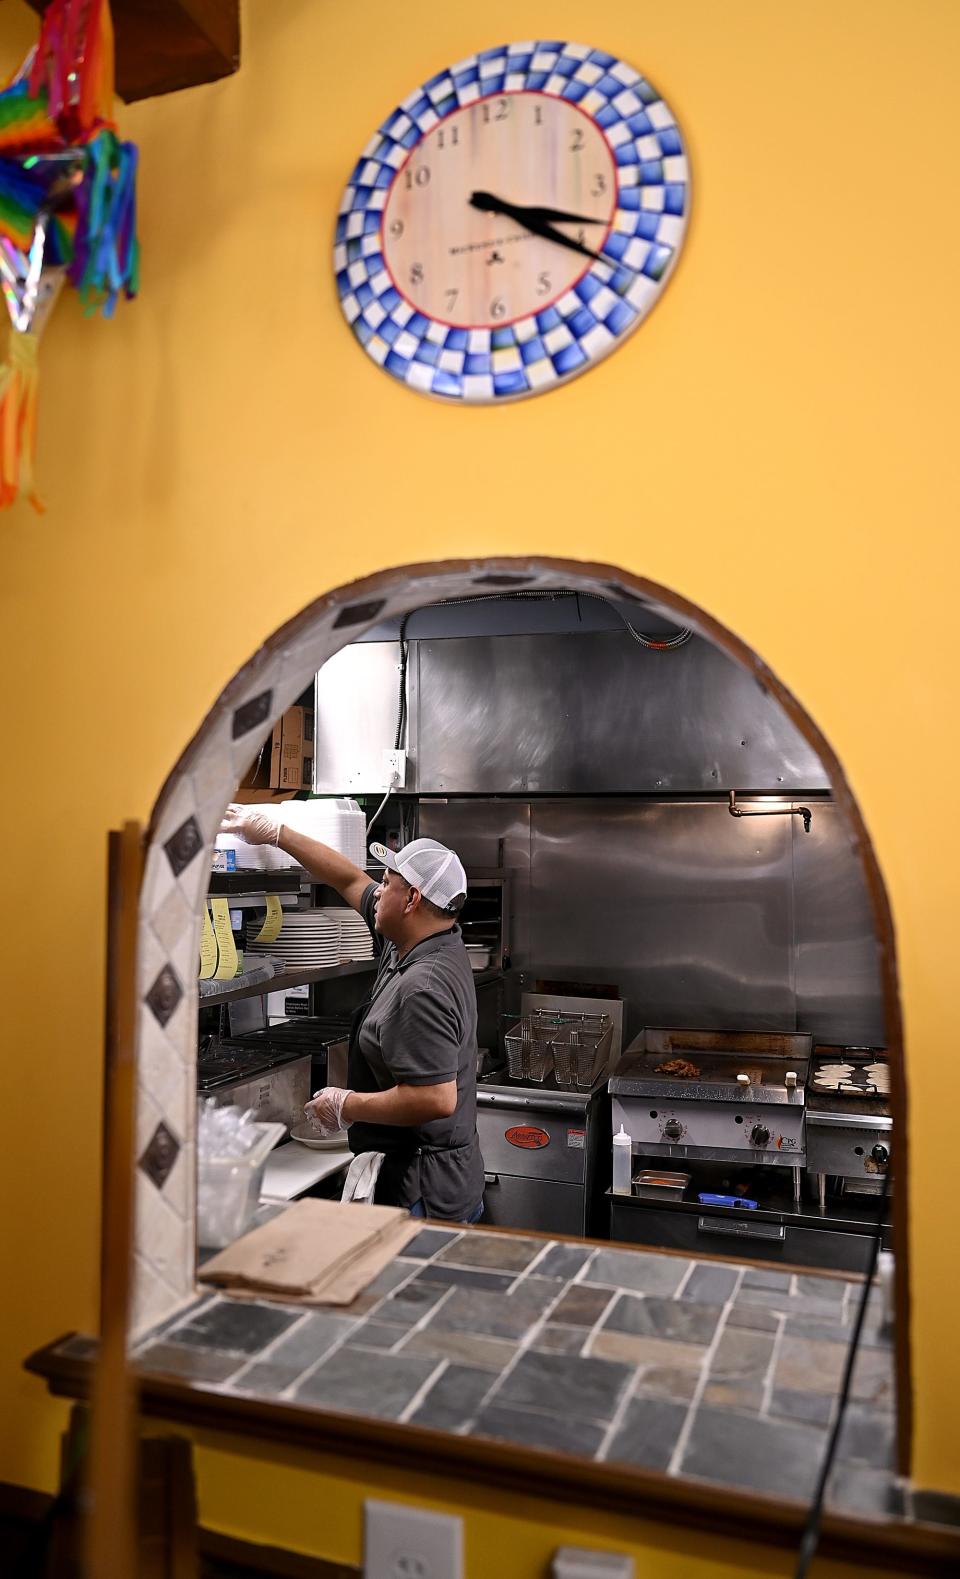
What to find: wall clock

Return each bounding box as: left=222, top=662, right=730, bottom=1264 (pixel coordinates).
left=334, top=41, right=690, bottom=403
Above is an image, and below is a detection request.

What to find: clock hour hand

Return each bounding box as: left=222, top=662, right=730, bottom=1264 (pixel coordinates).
left=468, top=191, right=605, bottom=263
left=470, top=190, right=606, bottom=227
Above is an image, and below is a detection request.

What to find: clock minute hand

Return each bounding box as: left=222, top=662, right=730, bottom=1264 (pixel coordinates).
left=468, top=191, right=605, bottom=263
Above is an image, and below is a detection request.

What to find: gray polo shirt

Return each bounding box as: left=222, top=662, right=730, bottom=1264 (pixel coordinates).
left=346, top=883, right=484, bottom=1221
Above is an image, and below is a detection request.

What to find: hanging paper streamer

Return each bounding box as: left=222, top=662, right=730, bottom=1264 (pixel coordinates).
left=29, top=0, right=115, bottom=141
left=0, top=0, right=138, bottom=511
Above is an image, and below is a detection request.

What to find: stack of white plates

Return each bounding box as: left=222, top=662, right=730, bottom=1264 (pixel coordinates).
left=337, top=910, right=376, bottom=961
left=245, top=910, right=341, bottom=967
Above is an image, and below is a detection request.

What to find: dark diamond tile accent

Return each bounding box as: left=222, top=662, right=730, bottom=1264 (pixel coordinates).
left=436, top=1231, right=541, bottom=1273
left=494, top=1350, right=633, bottom=1424
left=138, top=1120, right=181, bottom=1189
left=682, top=1406, right=825, bottom=1500
left=136, top=1341, right=246, bottom=1384
left=530, top=1243, right=592, bottom=1281
left=232, top=689, right=273, bottom=739
left=472, top=1403, right=605, bottom=1457
left=163, top=814, right=203, bottom=877
left=333, top=598, right=386, bottom=629
left=171, top=1300, right=299, bottom=1355
left=409, top=1364, right=492, bottom=1430
left=415, top=1265, right=514, bottom=1294
left=603, top=1293, right=723, bottom=1347
left=404, top=1227, right=461, bottom=1260
left=472, top=573, right=535, bottom=587
left=584, top=1249, right=690, bottom=1296
left=296, top=1346, right=439, bottom=1419
left=145, top=963, right=184, bottom=1028
left=683, top=1263, right=740, bottom=1305
left=547, top=1285, right=615, bottom=1328
left=605, top=1396, right=688, bottom=1471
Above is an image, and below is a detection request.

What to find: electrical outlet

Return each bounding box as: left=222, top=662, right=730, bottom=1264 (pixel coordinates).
left=364, top=1499, right=463, bottom=1579
left=382, top=748, right=407, bottom=788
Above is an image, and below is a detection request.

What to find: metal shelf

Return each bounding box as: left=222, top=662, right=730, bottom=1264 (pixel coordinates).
left=208, top=870, right=309, bottom=896
left=199, top=959, right=376, bottom=1006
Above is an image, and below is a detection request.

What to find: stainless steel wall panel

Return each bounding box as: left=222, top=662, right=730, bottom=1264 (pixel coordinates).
left=416, top=633, right=828, bottom=794
left=525, top=800, right=796, bottom=1042
left=793, top=802, right=886, bottom=1045
left=418, top=799, right=532, bottom=968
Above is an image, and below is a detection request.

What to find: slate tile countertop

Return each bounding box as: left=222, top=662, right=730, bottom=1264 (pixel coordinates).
left=126, top=1231, right=901, bottom=1521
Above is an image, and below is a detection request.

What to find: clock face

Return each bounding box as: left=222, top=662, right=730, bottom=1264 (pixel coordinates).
left=335, top=43, right=690, bottom=403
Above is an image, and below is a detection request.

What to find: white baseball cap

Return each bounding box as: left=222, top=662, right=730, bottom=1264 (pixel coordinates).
left=368, top=837, right=467, bottom=910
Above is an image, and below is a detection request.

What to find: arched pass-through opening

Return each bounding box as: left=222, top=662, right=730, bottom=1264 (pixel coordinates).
left=131, top=555, right=909, bottom=1473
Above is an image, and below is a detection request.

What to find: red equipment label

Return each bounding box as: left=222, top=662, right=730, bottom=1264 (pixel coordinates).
left=505, top=1125, right=550, bottom=1149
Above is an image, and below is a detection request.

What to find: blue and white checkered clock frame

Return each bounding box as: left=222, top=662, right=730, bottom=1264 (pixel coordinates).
left=334, top=42, right=690, bottom=403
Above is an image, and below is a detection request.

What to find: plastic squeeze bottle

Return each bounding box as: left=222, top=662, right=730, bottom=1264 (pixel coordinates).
left=612, top=1123, right=633, bottom=1195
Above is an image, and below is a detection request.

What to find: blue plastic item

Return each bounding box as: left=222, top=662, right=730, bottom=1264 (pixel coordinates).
left=698, top=1192, right=758, bottom=1209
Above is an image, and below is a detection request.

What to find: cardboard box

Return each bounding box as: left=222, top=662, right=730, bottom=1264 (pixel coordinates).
left=269, top=720, right=283, bottom=788
left=278, top=705, right=314, bottom=791
left=238, top=728, right=276, bottom=790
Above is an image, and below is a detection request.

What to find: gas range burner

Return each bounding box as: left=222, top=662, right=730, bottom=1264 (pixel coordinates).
left=810, top=1050, right=889, bottom=1099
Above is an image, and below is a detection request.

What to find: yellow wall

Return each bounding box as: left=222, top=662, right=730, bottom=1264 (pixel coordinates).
left=3, top=0, right=960, bottom=1563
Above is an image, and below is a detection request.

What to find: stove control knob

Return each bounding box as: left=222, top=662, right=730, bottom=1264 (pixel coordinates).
left=871, top=1144, right=889, bottom=1167
left=663, top=1118, right=683, bottom=1142
left=750, top=1124, right=771, bottom=1147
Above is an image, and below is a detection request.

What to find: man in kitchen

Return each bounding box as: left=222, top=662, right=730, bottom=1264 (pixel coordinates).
left=220, top=805, right=485, bottom=1223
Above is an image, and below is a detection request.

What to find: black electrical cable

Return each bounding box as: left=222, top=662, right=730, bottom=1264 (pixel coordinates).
left=793, top=1170, right=891, bottom=1578
left=394, top=609, right=412, bottom=751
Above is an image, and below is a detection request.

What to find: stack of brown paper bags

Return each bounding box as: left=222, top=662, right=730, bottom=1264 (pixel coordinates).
left=197, top=1198, right=419, bottom=1306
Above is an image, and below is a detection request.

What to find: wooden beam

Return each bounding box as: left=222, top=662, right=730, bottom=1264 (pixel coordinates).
left=25, top=0, right=240, bottom=102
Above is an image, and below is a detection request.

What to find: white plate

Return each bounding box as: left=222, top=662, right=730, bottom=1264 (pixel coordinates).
left=289, top=1124, right=349, bottom=1150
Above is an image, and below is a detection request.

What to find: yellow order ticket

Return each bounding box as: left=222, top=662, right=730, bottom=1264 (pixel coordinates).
left=210, top=897, right=239, bottom=979
left=198, top=903, right=218, bottom=979
left=253, top=894, right=283, bottom=944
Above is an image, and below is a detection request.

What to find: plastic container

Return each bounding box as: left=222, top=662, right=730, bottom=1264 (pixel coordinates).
left=612, top=1124, right=633, bottom=1195
left=197, top=1119, right=285, bottom=1248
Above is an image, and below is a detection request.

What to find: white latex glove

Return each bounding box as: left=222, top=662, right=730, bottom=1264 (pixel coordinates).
left=220, top=802, right=284, bottom=846
left=304, top=1087, right=353, bottom=1137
